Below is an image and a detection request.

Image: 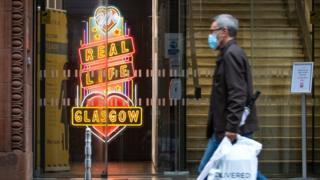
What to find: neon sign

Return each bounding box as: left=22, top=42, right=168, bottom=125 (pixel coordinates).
left=72, top=6, right=142, bottom=142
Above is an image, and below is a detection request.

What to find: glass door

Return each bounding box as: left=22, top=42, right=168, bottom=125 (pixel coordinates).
left=98, top=0, right=153, bottom=176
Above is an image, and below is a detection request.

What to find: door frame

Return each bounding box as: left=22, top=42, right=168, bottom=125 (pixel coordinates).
left=152, top=0, right=159, bottom=169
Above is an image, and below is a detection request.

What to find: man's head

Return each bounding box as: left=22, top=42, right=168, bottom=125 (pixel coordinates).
left=208, top=14, right=239, bottom=49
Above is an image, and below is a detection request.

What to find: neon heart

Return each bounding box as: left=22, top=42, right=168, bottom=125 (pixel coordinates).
left=82, top=92, right=132, bottom=142
left=94, top=6, right=121, bottom=33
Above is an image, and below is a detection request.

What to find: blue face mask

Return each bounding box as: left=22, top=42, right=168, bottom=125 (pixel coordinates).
left=208, top=33, right=218, bottom=49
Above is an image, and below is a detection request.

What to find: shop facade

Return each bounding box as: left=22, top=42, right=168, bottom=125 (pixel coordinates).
left=0, top=0, right=319, bottom=179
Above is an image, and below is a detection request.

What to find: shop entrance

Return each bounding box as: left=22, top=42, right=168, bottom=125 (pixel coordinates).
left=34, top=0, right=155, bottom=177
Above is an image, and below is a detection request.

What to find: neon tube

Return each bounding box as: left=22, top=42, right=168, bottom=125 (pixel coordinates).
left=76, top=85, right=79, bottom=106
left=86, top=21, right=89, bottom=44
left=124, top=22, right=127, bottom=36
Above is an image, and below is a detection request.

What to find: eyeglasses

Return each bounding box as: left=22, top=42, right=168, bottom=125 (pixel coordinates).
left=209, top=27, right=222, bottom=34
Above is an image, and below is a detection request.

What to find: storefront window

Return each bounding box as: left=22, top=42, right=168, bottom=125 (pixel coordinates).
left=33, top=0, right=319, bottom=178
left=34, top=0, right=189, bottom=177
left=34, top=0, right=162, bottom=177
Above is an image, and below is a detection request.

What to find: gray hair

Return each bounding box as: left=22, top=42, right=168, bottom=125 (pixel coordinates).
left=212, top=14, right=239, bottom=37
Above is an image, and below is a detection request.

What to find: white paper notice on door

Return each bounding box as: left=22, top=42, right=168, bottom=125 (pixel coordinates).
left=290, top=62, right=313, bottom=94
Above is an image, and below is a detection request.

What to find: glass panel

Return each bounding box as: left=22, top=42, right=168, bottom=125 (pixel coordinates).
left=185, top=0, right=251, bottom=174
left=185, top=0, right=320, bottom=178
left=35, top=4, right=73, bottom=174
left=157, top=0, right=187, bottom=173
left=251, top=0, right=318, bottom=177
left=34, top=0, right=155, bottom=177
left=251, top=0, right=302, bottom=176
left=69, top=1, right=109, bottom=177
left=34, top=0, right=108, bottom=177
left=99, top=0, right=153, bottom=176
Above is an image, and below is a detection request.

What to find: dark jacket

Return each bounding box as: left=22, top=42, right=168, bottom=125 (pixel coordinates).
left=206, top=39, right=259, bottom=139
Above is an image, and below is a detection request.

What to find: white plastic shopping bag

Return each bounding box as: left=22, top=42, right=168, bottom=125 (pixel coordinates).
left=197, top=137, right=233, bottom=180
left=197, top=135, right=262, bottom=180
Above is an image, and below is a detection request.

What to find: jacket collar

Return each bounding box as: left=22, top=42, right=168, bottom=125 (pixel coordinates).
left=220, top=39, right=236, bottom=55
left=216, top=39, right=236, bottom=62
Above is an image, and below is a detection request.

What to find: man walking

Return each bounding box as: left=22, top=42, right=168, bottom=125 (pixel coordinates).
left=197, top=14, right=267, bottom=180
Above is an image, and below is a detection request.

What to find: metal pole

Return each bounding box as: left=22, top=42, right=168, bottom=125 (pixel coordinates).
left=85, top=127, right=92, bottom=180
left=301, top=94, right=307, bottom=180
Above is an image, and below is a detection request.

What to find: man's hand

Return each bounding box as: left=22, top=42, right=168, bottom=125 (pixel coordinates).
left=225, top=131, right=237, bottom=142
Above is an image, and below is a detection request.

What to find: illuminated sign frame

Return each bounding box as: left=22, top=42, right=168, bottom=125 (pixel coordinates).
left=72, top=5, right=143, bottom=142
left=71, top=106, right=143, bottom=126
